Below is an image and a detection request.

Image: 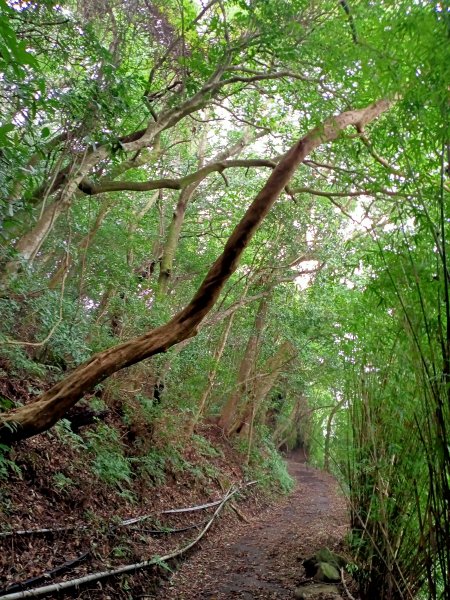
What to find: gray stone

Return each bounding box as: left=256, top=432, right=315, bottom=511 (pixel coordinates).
left=294, top=583, right=341, bottom=599
left=314, top=562, right=341, bottom=582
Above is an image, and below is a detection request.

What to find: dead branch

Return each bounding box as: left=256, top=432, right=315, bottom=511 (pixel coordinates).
left=0, top=483, right=253, bottom=600
left=340, top=567, right=356, bottom=600
left=0, top=552, right=90, bottom=596
left=0, top=482, right=257, bottom=537
left=229, top=502, right=250, bottom=523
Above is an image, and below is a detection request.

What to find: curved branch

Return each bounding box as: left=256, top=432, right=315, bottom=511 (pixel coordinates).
left=0, top=97, right=393, bottom=444
left=79, top=158, right=278, bottom=195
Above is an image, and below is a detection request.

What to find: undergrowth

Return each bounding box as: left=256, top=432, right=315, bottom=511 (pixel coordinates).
left=235, top=433, right=294, bottom=495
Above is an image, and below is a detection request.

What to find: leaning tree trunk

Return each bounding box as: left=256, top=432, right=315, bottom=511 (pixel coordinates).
left=1, top=195, right=70, bottom=282
left=0, top=99, right=392, bottom=444
left=218, top=295, right=269, bottom=433
left=234, top=340, right=296, bottom=438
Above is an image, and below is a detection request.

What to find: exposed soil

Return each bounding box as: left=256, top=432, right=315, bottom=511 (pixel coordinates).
left=159, top=448, right=353, bottom=599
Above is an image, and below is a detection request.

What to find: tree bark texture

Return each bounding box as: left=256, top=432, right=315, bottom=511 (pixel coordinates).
left=237, top=340, right=297, bottom=439
left=218, top=296, right=268, bottom=433
left=0, top=99, right=392, bottom=443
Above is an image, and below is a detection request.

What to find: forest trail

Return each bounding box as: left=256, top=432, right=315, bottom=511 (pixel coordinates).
left=160, top=450, right=349, bottom=599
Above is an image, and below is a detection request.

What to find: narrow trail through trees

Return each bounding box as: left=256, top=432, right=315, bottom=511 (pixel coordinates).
left=161, top=451, right=349, bottom=599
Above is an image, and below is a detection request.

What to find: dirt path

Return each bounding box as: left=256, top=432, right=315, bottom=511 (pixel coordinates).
left=160, top=450, right=349, bottom=599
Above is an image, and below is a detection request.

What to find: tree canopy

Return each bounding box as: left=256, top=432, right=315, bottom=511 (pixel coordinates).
left=1, top=0, right=450, bottom=597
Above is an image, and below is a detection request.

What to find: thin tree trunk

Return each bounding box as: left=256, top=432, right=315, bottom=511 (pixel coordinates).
left=218, top=296, right=268, bottom=433
left=48, top=200, right=114, bottom=289
left=324, top=396, right=346, bottom=472
left=157, top=183, right=199, bottom=295
left=235, top=340, right=296, bottom=438
left=157, top=129, right=255, bottom=295
left=127, top=192, right=160, bottom=267
left=186, top=312, right=236, bottom=437
left=0, top=99, right=392, bottom=443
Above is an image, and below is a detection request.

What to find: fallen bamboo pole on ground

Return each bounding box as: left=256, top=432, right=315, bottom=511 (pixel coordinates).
left=0, top=481, right=257, bottom=538
left=0, top=481, right=257, bottom=600
left=0, top=553, right=90, bottom=596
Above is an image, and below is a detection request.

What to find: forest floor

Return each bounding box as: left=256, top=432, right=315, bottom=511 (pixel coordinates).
left=0, top=413, right=355, bottom=600
left=159, top=449, right=355, bottom=600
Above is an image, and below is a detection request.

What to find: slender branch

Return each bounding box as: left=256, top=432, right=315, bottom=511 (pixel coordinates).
left=218, top=69, right=317, bottom=88
left=290, top=185, right=401, bottom=198
left=79, top=159, right=277, bottom=195
left=357, top=127, right=406, bottom=177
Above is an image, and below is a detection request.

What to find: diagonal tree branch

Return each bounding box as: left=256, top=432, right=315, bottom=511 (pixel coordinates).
left=0, top=97, right=394, bottom=444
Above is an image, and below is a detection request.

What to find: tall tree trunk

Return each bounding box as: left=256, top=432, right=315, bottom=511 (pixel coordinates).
left=235, top=340, right=296, bottom=438
left=0, top=99, right=392, bottom=443
left=218, top=296, right=268, bottom=433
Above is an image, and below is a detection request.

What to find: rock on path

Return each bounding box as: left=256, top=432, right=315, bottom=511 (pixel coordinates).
left=159, top=450, right=348, bottom=599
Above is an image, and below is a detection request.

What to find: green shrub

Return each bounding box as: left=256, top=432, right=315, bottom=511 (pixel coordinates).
left=0, top=444, right=21, bottom=479
left=235, top=435, right=293, bottom=494
left=86, top=423, right=131, bottom=487
left=134, top=450, right=166, bottom=486
left=92, top=451, right=132, bottom=487
left=52, top=472, right=75, bottom=492
left=192, top=434, right=223, bottom=458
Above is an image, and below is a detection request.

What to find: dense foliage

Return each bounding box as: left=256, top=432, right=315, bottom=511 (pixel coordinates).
left=1, top=1, right=449, bottom=598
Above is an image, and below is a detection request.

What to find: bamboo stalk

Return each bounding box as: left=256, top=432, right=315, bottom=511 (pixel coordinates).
left=0, top=482, right=256, bottom=600
left=0, top=482, right=256, bottom=538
